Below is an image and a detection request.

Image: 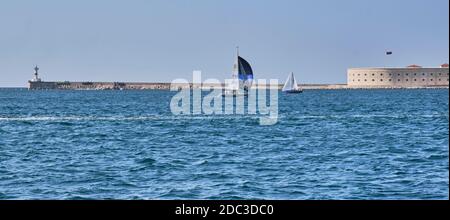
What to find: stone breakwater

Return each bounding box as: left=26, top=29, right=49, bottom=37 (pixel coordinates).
left=28, top=81, right=171, bottom=90
left=28, top=81, right=449, bottom=90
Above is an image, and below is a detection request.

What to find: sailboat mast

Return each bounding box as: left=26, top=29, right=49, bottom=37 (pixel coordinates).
left=233, top=46, right=239, bottom=80
left=292, top=72, right=295, bottom=85
left=236, top=46, right=239, bottom=77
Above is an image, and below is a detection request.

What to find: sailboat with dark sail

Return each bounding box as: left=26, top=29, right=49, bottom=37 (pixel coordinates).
left=223, top=47, right=254, bottom=96
left=282, top=72, right=303, bottom=93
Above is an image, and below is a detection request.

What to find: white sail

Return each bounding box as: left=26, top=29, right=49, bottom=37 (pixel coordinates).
left=291, top=72, right=299, bottom=90
left=229, top=54, right=240, bottom=91
left=282, top=74, right=292, bottom=91
left=282, top=72, right=299, bottom=91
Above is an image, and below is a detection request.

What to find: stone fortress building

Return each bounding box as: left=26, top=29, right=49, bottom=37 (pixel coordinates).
left=348, top=64, right=449, bottom=88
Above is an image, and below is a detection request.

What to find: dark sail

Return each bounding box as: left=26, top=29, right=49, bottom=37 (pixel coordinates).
left=238, top=56, right=254, bottom=81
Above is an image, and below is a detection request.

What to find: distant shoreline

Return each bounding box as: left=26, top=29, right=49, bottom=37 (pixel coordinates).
left=14, top=81, right=450, bottom=90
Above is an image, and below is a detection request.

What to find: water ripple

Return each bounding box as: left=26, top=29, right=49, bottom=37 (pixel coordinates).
left=0, top=89, right=448, bottom=199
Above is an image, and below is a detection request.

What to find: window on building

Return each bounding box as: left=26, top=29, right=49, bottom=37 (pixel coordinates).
left=372, top=79, right=375, bottom=81
left=414, top=79, right=417, bottom=81
left=406, top=79, right=409, bottom=81
left=380, top=74, right=383, bottom=76
left=380, top=79, right=383, bottom=82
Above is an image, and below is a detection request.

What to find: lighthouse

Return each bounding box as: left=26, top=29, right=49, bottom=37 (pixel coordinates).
left=31, top=65, right=41, bottom=82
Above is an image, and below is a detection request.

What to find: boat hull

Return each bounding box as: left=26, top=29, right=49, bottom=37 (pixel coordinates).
left=283, top=90, right=303, bottom=94
left=221, top=93, right=248, bottom=97
left=221, top=90, right=248, bottom=97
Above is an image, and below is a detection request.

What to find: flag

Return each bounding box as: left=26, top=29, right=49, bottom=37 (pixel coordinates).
left=386, top=51, right=393, bottom=55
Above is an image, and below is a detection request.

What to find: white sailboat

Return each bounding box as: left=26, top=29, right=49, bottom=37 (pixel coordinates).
left=282, top=72, right=303, bottom=93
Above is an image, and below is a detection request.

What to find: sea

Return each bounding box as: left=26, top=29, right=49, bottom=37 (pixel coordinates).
left=0, top=88, right=448, bottom=200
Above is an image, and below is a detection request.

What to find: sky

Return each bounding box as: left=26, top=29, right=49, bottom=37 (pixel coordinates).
left=0, top=0, right=448, bottom=87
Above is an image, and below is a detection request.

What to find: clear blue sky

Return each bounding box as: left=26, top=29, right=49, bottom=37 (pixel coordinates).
left=0, top=0, right=448, bottom=87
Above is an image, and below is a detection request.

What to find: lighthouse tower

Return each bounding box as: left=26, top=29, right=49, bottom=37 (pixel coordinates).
left=31, top=65, right=42, bottom=82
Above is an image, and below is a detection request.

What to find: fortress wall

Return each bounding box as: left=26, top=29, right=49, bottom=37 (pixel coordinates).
left=348, top=67, right=449, bottom=88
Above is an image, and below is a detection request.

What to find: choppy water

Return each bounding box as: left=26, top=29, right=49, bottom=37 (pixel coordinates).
left=0, top=88, right=448, bottom=200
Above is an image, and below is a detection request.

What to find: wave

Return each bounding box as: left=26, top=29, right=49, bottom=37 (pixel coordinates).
left=0, top=116, right=166, bottom=121
left=0, top=113, right=447, bottom=122
left=0, top=114, right=269, bottom=122
left=285, top=114, right=448, bottom=119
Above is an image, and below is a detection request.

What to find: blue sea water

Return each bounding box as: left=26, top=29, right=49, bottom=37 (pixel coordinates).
left=0, top=88, right=448, bottom=200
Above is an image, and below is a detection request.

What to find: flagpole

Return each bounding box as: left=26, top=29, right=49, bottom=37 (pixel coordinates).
left=385, top=49, right=388, bottom=68
left=385, top=50, right=393, bottom=68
